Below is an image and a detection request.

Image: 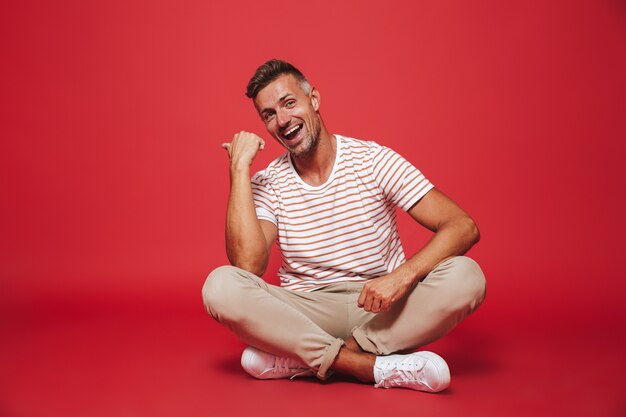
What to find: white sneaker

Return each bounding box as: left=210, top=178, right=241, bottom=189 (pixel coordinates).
left=373, top=351, right=451, bottom=392
left=240, top=346, right=314, bottom=379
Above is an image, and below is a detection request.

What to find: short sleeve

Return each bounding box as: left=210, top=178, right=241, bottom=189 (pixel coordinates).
left=251, top=170, right=278, bottom=225
left=370, top=145, right=434, bottom=211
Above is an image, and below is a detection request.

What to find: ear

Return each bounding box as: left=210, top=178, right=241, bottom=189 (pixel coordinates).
left=310, top=88, right=321, bottom=111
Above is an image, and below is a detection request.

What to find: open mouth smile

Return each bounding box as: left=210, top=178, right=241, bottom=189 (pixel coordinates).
left=281, top=123, right=303, bottom=141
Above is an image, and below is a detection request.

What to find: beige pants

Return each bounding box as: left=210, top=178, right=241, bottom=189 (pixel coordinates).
left=202, top=256, right=486, bottom=379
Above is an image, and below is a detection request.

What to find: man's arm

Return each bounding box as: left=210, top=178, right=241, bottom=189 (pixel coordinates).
left=222, top=131, right=277, bottom=276
left=357, top=188, right=480, bottom=313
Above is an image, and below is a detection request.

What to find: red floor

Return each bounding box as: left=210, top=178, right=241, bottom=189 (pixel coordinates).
left=2, top=301, right=624, bottom=417
left=2, top=1, right=625, bottom=416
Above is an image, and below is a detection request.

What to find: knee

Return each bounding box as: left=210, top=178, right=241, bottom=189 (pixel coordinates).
left=440, top=256, right=487, bottom=309
left=202, top=265, right=243, bottom=317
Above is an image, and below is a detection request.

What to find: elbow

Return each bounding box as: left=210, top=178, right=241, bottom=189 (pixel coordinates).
left=241, top=264, right=267, bottom=277
left=228, top=254, right=268, bottom=277
left=446, top=215, right=480, bottom=250
left=237, top=262, right=267, bottom=277
left=225, top=241, right=270, bottom=277
left=465, top=217, right=480, bottom=247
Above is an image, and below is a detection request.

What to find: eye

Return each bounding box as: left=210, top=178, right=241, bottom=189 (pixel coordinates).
left=263, top=111, right=275, bottom=122
left=285, top=100, right=296, bottom=108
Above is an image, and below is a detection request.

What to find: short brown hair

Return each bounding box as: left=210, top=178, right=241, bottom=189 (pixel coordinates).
left=246, top=59, right=310, bottom=99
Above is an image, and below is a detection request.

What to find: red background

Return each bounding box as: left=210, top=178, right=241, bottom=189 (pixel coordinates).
left=2, top=1, right=625, bottom=416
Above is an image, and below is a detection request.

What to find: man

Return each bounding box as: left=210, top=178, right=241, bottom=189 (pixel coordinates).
left=202, top=59, right=486, bottom=392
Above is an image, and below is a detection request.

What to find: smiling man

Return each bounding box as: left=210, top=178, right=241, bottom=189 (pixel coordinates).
left=202, top=59, right=486, bottom=392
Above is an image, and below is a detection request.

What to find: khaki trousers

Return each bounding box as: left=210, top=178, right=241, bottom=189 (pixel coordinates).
left=202, top=256, right=486, bottom=380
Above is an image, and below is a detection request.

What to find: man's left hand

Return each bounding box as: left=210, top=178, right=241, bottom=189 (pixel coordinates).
left=357, top=273, right=414, bottom=313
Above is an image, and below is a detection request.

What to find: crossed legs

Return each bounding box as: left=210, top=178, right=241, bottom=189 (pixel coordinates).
left=331, top=256, right=486, bottom=382
left=202, top=256, right=486, bottom=381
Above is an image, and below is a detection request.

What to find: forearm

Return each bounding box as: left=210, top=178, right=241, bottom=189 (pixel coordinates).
left=394, top=216, right=480, bottom=286
left=358, top=189, right=480, bottom=313
left=225, top=165, right=269, bottom=275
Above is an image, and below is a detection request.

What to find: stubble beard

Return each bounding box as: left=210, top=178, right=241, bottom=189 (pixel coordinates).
left=288, top=120, right=321, bottom=158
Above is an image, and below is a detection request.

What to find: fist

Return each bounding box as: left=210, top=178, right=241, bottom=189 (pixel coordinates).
left=221, top=131, right=265, bottom=167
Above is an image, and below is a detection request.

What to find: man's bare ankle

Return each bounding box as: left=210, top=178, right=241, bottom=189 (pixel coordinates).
left=332, top=345, right=376, bottom=383
left=344, top=337, right=363, bottom=352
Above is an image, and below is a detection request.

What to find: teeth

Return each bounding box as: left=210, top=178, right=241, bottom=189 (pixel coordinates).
left=284, top=124, right=301, bottom=136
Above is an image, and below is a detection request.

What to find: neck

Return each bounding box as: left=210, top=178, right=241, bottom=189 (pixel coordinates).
left=291, top=126, right=336, bottom=187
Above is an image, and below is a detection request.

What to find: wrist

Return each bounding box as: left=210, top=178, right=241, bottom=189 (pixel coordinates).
left=230, top=161, right=251, bottom=175
left=393, top=266, right=419, bottom=288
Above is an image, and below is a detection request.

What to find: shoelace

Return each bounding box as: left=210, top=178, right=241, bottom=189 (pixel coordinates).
left=276, top=356, right=313, bottom=380
left=275, top=356, right=303, bottom=371
left=259, top=355, right=310, bottom=378
left=375, top=357, right=430, bottom=389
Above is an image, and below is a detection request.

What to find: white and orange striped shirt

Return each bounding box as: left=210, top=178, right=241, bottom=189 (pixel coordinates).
left=251, top=135, right=433, bottom=291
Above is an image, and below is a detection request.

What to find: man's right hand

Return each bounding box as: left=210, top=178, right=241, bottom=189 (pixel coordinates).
left=222, top=131, right=274, bottom=276
left=221, top=131, right=265, bottom=169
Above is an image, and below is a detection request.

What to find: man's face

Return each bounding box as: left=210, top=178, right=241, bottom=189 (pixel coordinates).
left=254, top=74, right=321, bottom=157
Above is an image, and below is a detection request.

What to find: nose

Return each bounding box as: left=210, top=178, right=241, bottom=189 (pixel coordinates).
left=276, top=108, right=290, bottom=128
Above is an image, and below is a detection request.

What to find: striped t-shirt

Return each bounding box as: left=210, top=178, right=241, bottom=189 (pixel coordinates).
left=251, top=135, right=434, bottom=292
